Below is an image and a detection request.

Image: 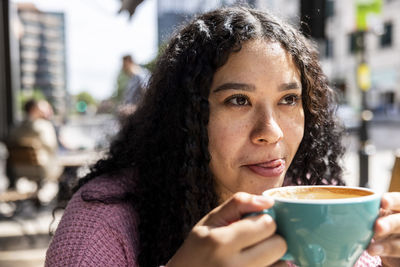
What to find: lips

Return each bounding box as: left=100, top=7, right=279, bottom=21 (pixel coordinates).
left=245, top=159, right=286, bottom=177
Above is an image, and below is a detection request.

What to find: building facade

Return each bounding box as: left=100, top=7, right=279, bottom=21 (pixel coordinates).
left=157, top=0, right=400, bottom=115
left=157, top=0, right=299, bottom=45
left=321, top=0, right=400, bottom=114
left=17, top=3, right=67, bottom=114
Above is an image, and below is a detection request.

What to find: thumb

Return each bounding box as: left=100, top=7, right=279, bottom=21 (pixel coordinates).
left=198, top=192, right=274, bottom=228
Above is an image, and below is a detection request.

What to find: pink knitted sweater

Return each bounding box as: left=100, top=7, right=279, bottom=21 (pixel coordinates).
left=45, top=174, right=139, bottom=266
left=45, top=174, right=381, bottom=266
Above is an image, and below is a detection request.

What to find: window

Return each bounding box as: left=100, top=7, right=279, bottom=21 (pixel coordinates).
left=325, top=38, right=334, bottom=58
left=349, top=31, right=365, bottom=54
left=380, top=22, right=393, bottom=48
left=349, top=32, right=357, bottom=54
left=326, top=0, right=335, bottom=18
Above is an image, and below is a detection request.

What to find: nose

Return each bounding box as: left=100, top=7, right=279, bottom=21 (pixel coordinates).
left=250, top=112, right=283, bottom=145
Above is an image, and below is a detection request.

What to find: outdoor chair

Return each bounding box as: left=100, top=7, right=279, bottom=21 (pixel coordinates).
left=7, top=139, right=47, bottom=184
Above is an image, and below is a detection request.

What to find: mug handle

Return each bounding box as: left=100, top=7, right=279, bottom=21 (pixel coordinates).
left=242, top=209, right=294, bottom=262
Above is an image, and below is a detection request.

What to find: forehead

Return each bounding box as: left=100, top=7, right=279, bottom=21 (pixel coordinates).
left=242, top=39, right=288, bottom=58
left=212, top=39, right=300, bottom=85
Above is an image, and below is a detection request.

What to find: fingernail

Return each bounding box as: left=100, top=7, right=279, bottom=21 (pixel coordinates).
left=383, top=196, right=392, bottom=208
left=379, top=221, right=390, bottom=233
left=370, top=244, right=384, bottom=255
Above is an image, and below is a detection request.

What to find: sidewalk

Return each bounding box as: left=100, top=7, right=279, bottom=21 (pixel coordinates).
left=371, top=111, right=400, bottom=125
left=0, top=205, right=62, bottom=267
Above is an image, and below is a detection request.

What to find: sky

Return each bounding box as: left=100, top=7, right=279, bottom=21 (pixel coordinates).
left=13, top=0, right=158, bottom=100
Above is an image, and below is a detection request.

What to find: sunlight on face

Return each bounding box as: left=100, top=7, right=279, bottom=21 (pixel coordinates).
left=208, top=39, right=305, bottom=202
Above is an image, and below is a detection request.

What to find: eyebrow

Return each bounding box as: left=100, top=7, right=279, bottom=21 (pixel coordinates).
left=212, top=82, right=301, bottom=93
left=279, top=82, right=301, bottom=91
left=212, top=83, right=255, bottom=93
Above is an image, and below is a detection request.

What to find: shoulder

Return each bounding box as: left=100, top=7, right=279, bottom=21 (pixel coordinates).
left=132, top=67, right=150, bottom=84
left=45, top=171, right=139, bottom=267
left=139, top=68, right=150, bottom=82
left=32, top=118, right=54, bottom=131
left=33, top=118, right=52, bottom=126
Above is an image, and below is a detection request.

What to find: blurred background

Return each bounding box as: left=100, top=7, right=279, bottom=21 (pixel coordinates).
left=0, top=0, right=399, bottom=266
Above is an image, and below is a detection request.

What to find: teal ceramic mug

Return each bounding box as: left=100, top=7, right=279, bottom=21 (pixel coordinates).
left=258, top=186, right=381, bottom=267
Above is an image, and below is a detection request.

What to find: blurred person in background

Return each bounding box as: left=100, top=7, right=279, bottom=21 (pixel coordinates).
left=45, top=6, right=400, bottom=267
left=7, top=99, right=63, bottom=190
left=115, top=54, right=150, bottom=121
left=115, top=55, right=136, bottom=101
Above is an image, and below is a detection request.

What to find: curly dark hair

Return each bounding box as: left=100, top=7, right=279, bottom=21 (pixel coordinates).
left=74, top=6, right=344, bottom=267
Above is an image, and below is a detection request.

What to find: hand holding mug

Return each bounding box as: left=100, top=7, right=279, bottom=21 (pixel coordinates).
left=167, top=192, right=287, bottom=267
left=368, top=192, right=400, bottom=267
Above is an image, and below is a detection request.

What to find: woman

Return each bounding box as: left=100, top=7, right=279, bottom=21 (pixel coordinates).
left=46, top=6, right=400, bottom=267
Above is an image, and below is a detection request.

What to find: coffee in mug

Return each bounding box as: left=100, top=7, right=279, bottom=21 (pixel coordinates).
left=266, top=186, right=373, bottom=200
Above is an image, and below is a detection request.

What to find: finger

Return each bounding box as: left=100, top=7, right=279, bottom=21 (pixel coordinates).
left=381, top=193, right=400, bottom=212
left=238, top=234, right=287, bottom=267
left=381, top=257, right=400, bottom=267
left=269, top=260, right=289, bottom=267
left=374, top=213, right=400, bottom=239
left=199, top=192, right=274, bottom=227
left=368, top=237, right=400, bottom=257
left=210, top=213, right=276, bottom=250
left=379, top=208, right=393, bottom=217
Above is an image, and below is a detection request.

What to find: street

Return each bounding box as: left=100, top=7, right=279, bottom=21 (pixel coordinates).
left=344, top=122, right=400, bottom=153
left=342, top=121, right=400, bottom=193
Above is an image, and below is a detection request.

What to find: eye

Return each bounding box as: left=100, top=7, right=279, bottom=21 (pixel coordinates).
left=280, top=94, right=301, bottom=106
left=225, top=94, right=251, bottom=106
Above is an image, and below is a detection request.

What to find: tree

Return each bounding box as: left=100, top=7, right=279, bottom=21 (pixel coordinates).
left=75, top=91, right=97, bottom=106
left=75, top=91, right=98, bottom=114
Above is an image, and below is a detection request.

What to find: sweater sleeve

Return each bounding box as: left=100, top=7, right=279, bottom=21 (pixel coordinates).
left=46, top=220, right=134, bottom=267
left=45, top=176, right=139, bottom=267
left=76, top=223, right=129, bottom=266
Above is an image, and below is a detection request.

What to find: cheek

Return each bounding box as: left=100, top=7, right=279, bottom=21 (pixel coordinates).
left=281, top=111, right=304, bottom=152
left=208, top=115, right=250, bottom=162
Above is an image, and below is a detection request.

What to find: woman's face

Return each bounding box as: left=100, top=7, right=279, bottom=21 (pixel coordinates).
left=208, top=39, right=304, bottom=202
